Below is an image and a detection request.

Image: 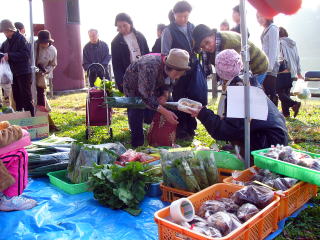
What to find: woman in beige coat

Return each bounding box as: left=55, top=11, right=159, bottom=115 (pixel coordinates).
left=35, top=30, right=58, bottom=131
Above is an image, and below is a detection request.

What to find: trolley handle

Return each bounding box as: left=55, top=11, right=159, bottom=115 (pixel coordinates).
left=87, top=63, right=109, bottom=97
left=87, top=63, right=106, bottom=79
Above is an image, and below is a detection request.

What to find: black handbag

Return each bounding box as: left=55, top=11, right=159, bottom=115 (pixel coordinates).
left=278, top=59, right=288, bottom=72
left=279, top=42, right=288, bottom=72
left=187, top=59, right=208, bottom=105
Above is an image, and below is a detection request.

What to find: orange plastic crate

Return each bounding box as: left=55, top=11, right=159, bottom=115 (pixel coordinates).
left=160, top=183, right=193, bottom=202
left=223, top=166, right=318, bottom=220
left=218, top=168, right=235, bottom=182
left=155, top=183, right=280, bottom=240
left=160, top=168, right=235, bottom=203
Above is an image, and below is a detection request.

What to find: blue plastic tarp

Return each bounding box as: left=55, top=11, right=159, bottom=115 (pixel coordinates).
left=0, top=178, right=168, bottom=240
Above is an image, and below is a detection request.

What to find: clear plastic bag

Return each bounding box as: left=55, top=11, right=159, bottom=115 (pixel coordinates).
left=218, top=198, right=239, bottom=213
left=272, top=178, right=298, bottom=191
left=160, top=150, right=192, bottom=191
left=231, top=185, right=274, bottom=209
left=192, top=225, right=222, bottom=238
left=0, top=61, right=13, bottom=85
left=237, top=203, right=259, bottom=222
left=292, top=79, right=307, bottom=95
left=198, top=200, right=226, bottom=218
left=207, top=211, right=242, bottom=236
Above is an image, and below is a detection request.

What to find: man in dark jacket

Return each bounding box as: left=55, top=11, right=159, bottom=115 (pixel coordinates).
left=161, top=1, right=198, bottom=140
left=111, top=13, right=149, bottom=93
left=151, top=24, right=166, bottom=53
left=0, top=19, right=34, bottom=116
left=83, top=29, right=111, bottom=87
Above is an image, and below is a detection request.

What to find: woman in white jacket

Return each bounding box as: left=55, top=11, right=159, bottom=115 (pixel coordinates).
left=276, top=27, right=302, bottom=118
left=257, top=13, right=280, bottom=106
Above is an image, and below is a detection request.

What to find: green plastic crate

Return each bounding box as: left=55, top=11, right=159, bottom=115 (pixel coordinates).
left=252, top=148, right=320, bottom=186
left=47, top=170, right=89, bottom=194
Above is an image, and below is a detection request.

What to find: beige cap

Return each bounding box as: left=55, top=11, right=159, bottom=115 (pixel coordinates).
left=0, top=19, right=16, bottom=33
left=165, top=48, right=191, bottom=71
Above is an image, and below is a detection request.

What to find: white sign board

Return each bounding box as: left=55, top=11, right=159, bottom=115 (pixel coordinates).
left=226, top=86, right=268, bottom=121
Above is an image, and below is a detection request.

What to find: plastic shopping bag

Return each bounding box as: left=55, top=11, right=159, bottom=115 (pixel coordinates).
left=292, top=79, right=311, bottom=100
left=292, top=79, right=308, bottom=95
left=0, top=61, right=13, bottom=85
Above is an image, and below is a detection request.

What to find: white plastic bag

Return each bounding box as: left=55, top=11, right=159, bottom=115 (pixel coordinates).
left=0, top=61, right=13, bottom=85
left=292, top=79, right=307, bottom=95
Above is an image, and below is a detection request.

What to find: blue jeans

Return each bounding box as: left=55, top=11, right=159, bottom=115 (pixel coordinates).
left=127, top=108, right=155, bottom=147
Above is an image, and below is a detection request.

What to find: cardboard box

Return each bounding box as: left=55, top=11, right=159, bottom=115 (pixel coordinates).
left=0, top=111, right=49, bottom=140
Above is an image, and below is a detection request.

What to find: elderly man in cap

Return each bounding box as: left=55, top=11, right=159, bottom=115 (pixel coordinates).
left=0, top=19, right=34, bottom=116
left=123, top=48, right=190, bottom=147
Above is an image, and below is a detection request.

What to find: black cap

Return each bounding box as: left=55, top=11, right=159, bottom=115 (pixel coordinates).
left=192, top=24, right=216, bottom=52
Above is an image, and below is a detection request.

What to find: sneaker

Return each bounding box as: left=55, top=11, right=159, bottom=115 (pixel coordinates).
left=292, top=102, right=301, bottom=118
left=0, top=195, right=37, bottom=211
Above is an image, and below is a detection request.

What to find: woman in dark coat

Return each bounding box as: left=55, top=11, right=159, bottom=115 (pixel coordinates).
left=111, top=13, right=149, bottom=92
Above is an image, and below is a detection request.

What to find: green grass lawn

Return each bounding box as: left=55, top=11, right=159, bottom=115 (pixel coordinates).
left=48, top=93, right=320, bottom=238
left=49, top=93, right=320, bottom=153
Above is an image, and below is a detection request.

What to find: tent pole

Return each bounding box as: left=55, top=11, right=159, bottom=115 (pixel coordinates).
left=240, top=0, right=251, bottom=168
left=29, top=0, right=37, bottom=110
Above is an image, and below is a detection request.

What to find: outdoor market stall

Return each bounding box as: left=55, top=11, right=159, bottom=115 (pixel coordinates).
left=1, top=0, right=318, bottom=240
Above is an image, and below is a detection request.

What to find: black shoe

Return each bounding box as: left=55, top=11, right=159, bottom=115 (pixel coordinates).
left=283, top=113, right=290, bottom=118
left=292, top=102, right=301, bottom=118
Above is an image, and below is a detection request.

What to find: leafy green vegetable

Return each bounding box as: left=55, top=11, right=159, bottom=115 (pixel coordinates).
left=94, top=78, right=124, bottom=97
left=88, top=162, right=152, bottom=216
